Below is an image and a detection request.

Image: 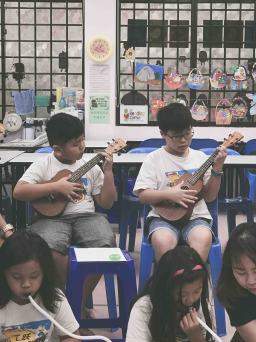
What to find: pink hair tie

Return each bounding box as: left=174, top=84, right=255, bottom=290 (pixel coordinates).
left=173, top=269, right=184, bottom=277
left=192, top=265, right=203, bottom=271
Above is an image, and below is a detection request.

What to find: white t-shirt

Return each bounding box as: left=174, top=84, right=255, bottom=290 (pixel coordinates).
left=133, top=147, right=212, bottom=221
left=19, top=153, right=104, bottom=216
left=126, top=295, right=206, bottom=342
left=0, top=293, right=79, bottom=342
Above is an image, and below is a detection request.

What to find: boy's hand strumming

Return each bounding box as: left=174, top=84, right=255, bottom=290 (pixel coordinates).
left=167, top=181, right=198, bottom=208
left=55, top=176, right=84, bottom=202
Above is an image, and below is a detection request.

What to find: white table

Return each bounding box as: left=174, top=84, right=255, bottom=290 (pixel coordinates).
left=0, top=150, right=24, bottom=165
left=9, top=153, right=256, bottom=167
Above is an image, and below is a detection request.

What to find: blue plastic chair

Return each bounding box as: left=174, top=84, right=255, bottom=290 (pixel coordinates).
left=138, top=199, right=226, bottom=337
left=190, top=138, right=218, bottom=150
left=119, top=147, right=158, bottom=251
left=138, top=138, right=218, bottom=150
left=139, top=138, right=165, bottom=148
left=36, top=146, right=53, bottom=153
left=200, top=147, right=254, bottom=235
left=244, top=139, right=256, bottom=202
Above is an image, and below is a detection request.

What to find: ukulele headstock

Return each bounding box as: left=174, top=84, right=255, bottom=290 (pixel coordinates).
left=222, top=131, right=244, bottom=149
left=105, top=138, right=127, bottom=155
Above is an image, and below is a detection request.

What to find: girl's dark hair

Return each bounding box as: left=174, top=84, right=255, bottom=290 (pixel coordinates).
left=133, top=246, right=212, bottom=342
left=157, top=103, right=193, bottom=133
left=0, top=231, right=62, bottom=312
left=46, top=112, right=84, bottom=146
left=217, top=222, right=256, bottom=308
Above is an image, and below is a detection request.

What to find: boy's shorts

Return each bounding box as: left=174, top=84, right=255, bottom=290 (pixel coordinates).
left=147, top=216, right=214, bottom=244
left=29, top=212, right=116, bottom=255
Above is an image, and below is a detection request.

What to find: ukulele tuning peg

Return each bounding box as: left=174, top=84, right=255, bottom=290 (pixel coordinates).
left=107, top=141, right=110, bottom=145
left=117, top=151, right=122, bottom=156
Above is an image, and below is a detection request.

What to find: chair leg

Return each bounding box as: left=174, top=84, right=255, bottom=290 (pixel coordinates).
left=226, top=208, right=236, bottom=236
left=208, top=240, right=226, bottom=337
left=104, top=274, right=118, bottom=332
left=138, top=238, right=154, bottom=293
left=245, top=202, right=254, bottom=224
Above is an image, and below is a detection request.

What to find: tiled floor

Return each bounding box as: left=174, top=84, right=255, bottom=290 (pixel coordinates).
left=80, top=211, right=254, bottom=341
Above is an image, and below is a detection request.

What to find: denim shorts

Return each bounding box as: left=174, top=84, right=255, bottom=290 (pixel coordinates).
left=29, top=212, right=116, bottom=255
left=147, top=216, right=213, bottom=244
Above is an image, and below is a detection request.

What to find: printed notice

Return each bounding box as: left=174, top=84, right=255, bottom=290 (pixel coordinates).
left=89, top=95, right=110, bottom=123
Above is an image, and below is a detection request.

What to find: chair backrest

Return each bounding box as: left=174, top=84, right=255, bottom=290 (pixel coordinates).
left=139, top=138, right=165, bottom=148
left=200, top=147, right=248, bottom=198
left=190, top=138, right=218, bottom=150
left=35, top=146, right=53, bottom=153
left=128, top=147, right=157, bottom=154
left=244, top=139, right=256, bottom=155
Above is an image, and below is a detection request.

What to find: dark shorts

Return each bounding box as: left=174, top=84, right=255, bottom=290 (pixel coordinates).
left=146, top=216, right=213, bottom=244
left=29, top=212, right=116, bottom=255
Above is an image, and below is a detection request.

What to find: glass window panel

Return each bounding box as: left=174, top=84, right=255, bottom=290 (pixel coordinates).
left=36, top=42, right=50, bottom=57
left=68, top=9, right=82, bottom=25
left=52, top=9, right=66, bottom=24
left=36, top=58, right=50, bottom=74
left=52, top=26, right=67, bottom=41
left=36, top=9, right=50, bottom=24
left=68, top=43, right=82, bottom=57
left=68, top=26, right=82, bottom=41
left=36, top=26, right=50, bottom=41
left=5, top=25, right=18, bottom=41
left=20, top=25, right=34, bottom=41
left=21, top=42, right=35, bottom=57
left=20, top=9, right=34, bottom=24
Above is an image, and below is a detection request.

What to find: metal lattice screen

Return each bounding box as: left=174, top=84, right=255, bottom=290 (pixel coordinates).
left=117, top=0, right=256, bottom=127
left=0, top=0, right=84, bottom=119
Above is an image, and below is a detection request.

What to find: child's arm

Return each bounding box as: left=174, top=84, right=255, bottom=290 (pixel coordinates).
left=180, top=309, right=206, bottom=342
left=93, top=152, right=117, bottom=209
left=201, top=146, right=227, bottom=202
left=235, top=321, right=256, bottom=342
left=13, top=178, right=84, bottom=202
left=137, top=182, right=198, bottom=209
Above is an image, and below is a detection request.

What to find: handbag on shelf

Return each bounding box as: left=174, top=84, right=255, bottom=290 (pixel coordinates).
left=230, top=65, right=249, bottom=90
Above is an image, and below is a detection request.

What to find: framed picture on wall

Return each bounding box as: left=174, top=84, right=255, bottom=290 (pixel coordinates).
left=119, top=104, right=148, bottom=125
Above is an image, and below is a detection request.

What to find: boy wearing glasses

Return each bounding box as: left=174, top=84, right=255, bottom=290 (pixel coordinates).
left=134, top=103, right=227, bottom=262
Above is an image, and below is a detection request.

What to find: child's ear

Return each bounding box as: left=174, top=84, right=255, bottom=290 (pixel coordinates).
left=160, top=130, right=166, bottom=138
left=52, top=144, right=63, bottom=157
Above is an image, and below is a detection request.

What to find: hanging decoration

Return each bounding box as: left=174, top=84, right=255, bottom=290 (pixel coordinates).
left=231, top=96, right=248, bottom=119
left=124, top=47, right=136, bottom=63
left=246, top=93, right=256, bottom=115
left=186, top=68, right=205, bottom=90
left=164, top=70, right=183, bottom=90
left=230, top=65, right=249, bottom=90
left=210, top=68, right=227, bottom=89
left=215, top=98, right=233, bottom=125
left=150, top=99, right=166, bottom=119
left=251, top=62, right=256, bottom=82
left=191, top=98, right=209, bottom=121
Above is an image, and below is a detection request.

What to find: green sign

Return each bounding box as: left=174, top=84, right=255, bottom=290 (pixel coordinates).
left=89, top=95, right=110, bottom=123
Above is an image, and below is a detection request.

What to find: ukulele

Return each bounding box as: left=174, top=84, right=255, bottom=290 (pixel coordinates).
left=31, top=138, right=127, bottom=217
left=153, top=132, right=243, bottom=224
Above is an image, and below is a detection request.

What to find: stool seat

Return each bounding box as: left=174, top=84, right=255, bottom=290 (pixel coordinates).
left=66, top=247, right=137, bottom=337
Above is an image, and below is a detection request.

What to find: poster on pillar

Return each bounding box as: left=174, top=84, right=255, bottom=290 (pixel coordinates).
left=89, top=95, right=110, bottom=124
